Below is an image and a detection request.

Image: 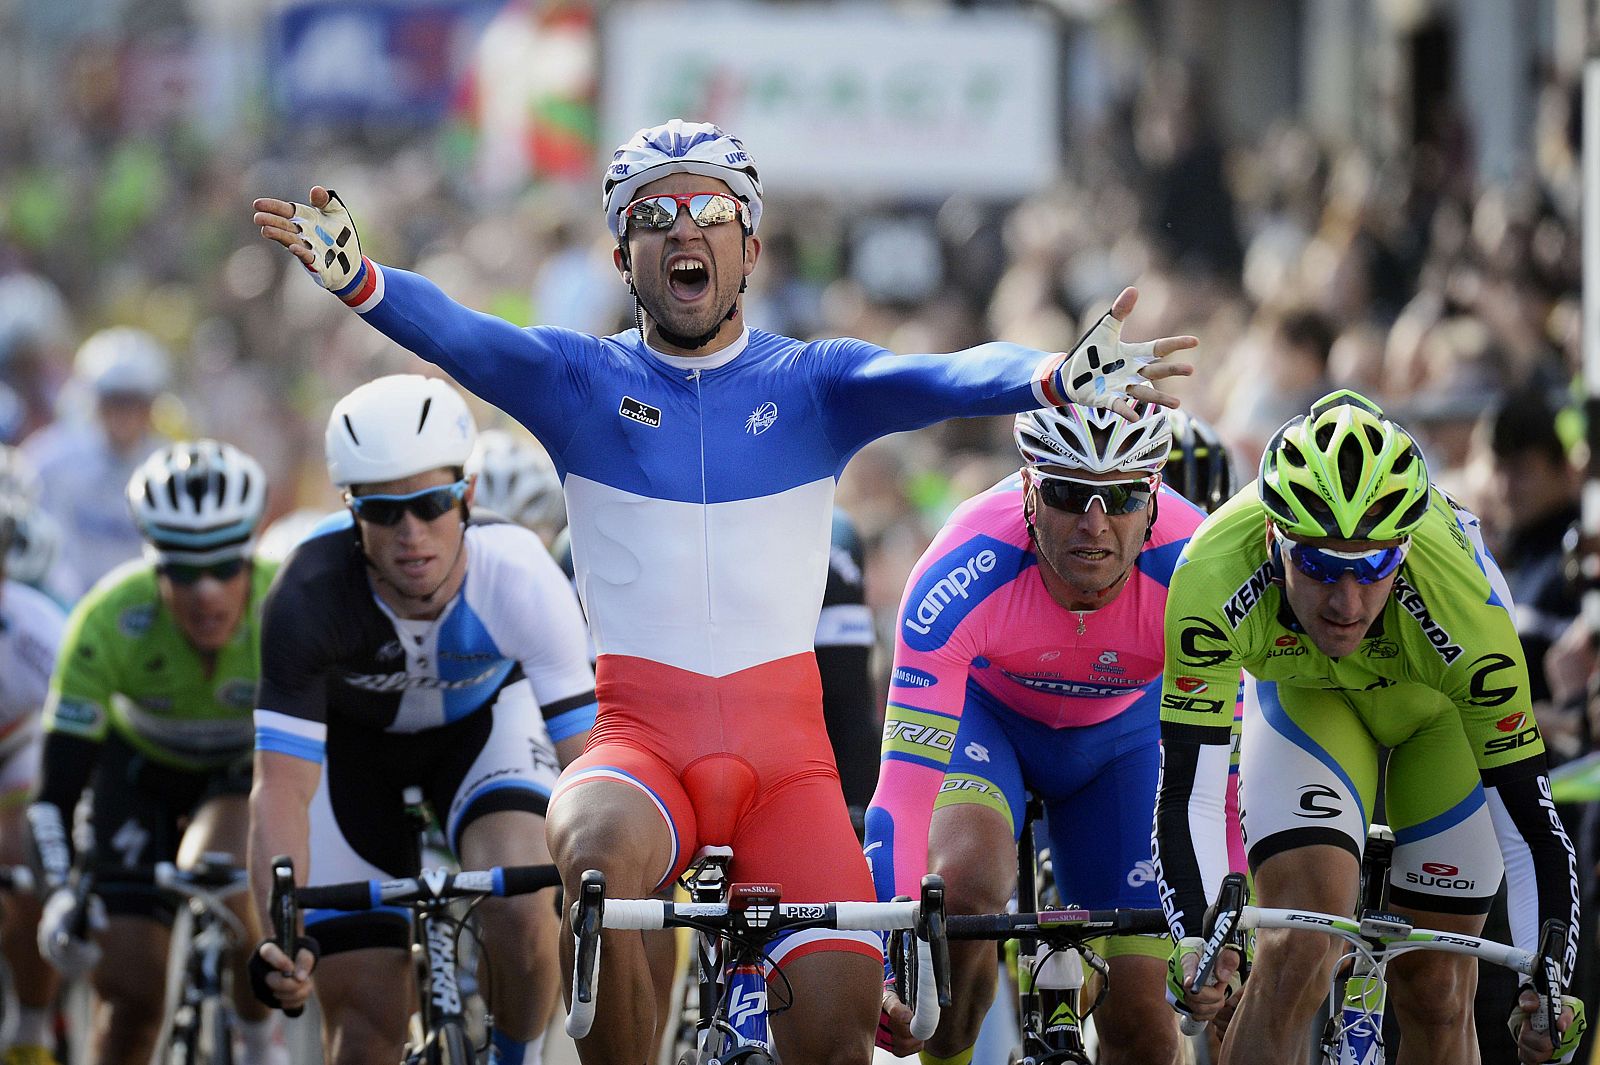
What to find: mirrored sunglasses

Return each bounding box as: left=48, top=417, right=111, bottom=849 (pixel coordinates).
left=623, top=192, right=745, bottom=232
left=158, top=557, right=248, bottom=586
left=1035, top=474, right=1156, bottom=515
left=1283, top=538, right=1409, bottom=585
left=349, top=481, right=467, bottom=527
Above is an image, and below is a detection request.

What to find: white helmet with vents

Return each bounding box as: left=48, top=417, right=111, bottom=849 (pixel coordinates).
left=326, top=375, right=476, bottom=488
left=603, top=119, right=763, bottom=239
left=127, top=439, right=268, bottom=564
left=1014, top=402, right=1171, bottom=476
left=467, top=429, right=564, bottom=532
left=74, top=327, right=170, bottom=398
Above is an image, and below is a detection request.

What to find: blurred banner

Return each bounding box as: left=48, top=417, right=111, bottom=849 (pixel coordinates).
left=600, top=3, right=1060, bottom=198
left=268, top=0, right=499, bottom=125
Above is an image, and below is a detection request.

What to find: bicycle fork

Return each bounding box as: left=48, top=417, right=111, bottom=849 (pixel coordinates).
left=1015, top=803, right=1089, bottom=1065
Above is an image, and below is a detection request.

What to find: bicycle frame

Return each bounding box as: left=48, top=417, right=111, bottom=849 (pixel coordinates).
left=1013, top=796, right=1096, bottom=1065
left=156, top=857, right=251, bottom=1065
left=1321, top=825, right=1395, bottom=1065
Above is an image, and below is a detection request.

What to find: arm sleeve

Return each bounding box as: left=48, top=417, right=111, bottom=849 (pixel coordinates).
left=1484, top=769, right=1581, bottom=976
left=341, top=262, right=591, bottom=454
left=817, top=517, right=878, bottom=814
left=862, top=524, right=993, bottom=903
left=814, top=338, right=1079, bottom=459
left=254, top=571, right=335, bottom=764
left=480, top=530, right=597, bottom=743
left=1152, top=556, right=1248, bottom=941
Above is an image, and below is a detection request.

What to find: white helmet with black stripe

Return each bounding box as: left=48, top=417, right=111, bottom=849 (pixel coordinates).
left=325, top=375, right=477, bottom=489
left=127, top=439, right=268, bottom=564
left=1013, top=401, right=1171, bottom=476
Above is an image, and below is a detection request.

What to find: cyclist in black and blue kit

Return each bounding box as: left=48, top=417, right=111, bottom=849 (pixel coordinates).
left=247, top=375, right=595, bottom=1065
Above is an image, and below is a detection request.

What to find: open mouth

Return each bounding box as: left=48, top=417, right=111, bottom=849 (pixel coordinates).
left=667, top=257, right=710, bottom=301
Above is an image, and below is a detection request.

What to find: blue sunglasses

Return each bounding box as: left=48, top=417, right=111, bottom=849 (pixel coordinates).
left=1281, top=536, right=1409, bottom=585
left=349, top=480, right=467, bottom=526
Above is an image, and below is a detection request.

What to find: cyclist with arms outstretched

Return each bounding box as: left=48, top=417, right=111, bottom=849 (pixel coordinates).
left=247, top=376, right=595, bottom=1065
left=251, top=119, right=1197, bottom=1064
left=27, top=441, right=277, bottom=1065
left=1155, top=390, right=1586, bottom=1065
left=868, top=402, right=1230, bottom=1065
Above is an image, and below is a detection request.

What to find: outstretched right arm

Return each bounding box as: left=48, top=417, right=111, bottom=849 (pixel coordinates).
left=253, top=188, right=588, bottom=448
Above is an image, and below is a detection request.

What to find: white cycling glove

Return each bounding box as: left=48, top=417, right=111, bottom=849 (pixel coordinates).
left=37, top=886, right=106, bottom=979
left=1059, top=309, right=1159, bottom=417
left=290, top=190, right=365, bottom=293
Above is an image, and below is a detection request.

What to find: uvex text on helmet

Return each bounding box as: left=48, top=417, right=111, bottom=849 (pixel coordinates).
left=603, top=119, right=763, bottom=240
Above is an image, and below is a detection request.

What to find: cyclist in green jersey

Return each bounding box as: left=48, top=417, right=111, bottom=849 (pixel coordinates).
left=1154, top=390, right=1585, bottom=1065
left=26, top=440, right=278, bottom=1065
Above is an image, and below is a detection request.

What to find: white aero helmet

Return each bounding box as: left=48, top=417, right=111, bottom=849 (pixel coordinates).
left=1014, top=401, right=1171, bottom=476
left=603, top=119, right=763, bottom=240
left=128, top=439, right=268, bottom=564
left=74, top=326, right=171, bottom=398
left=467, top=429, right=564, bottom=532
left=1, top=493, right=60, bottom=585
left=326, top=375, right=476, bottom=488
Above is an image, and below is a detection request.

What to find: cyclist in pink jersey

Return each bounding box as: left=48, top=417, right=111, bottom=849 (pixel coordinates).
left=869, top=402, right=1236, bottom=1065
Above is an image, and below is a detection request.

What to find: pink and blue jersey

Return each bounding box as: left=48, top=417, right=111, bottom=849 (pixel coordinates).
left=865, top=476, right=1231, bottom=907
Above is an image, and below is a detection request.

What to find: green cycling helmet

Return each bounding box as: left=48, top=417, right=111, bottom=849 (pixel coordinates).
left=1258, top=389, right=1431, bottom=541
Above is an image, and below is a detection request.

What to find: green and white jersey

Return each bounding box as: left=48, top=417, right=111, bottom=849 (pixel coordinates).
left=1152, top=486, right=1579, bottom=969
left=43, top=558, right=279, bottom=772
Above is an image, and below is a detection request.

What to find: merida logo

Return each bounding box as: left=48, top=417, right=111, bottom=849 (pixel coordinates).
left=904, top=550, right=997, bottom=635
left=1392, top=576, right=1462, bottom=663
left=1223, top=562, right=1274, bottom=629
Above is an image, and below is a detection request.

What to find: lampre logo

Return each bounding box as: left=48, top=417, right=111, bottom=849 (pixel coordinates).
left=1176, top=677, right=1208, bottom=694
left=1495, top=712, right=1526, bottom=733
left=903, top=549, right=998, bottom=636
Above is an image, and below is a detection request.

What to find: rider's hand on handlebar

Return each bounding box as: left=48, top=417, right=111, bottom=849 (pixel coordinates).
left=1166, top=936, right=1242, bottom=1024
left=1509, top=988, right=1586, bottom=1064
left=250, top=938, right=318, bottom=1012
left=36, top=887, right=105, bottom=979
left=877, top=984, right=924, bottom=1057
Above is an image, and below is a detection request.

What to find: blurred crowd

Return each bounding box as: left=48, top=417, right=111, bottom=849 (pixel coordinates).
left=0, top=3, right=1592, bottom=758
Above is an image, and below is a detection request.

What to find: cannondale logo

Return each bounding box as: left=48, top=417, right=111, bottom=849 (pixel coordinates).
left=745, top=402, right=778, bottom=435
